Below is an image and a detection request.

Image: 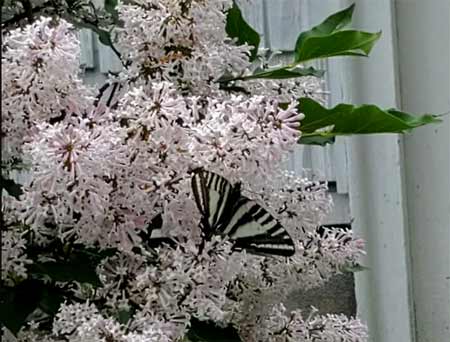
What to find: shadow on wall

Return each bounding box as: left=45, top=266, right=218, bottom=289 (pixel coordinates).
left=285, top=273, right=356, bottom=316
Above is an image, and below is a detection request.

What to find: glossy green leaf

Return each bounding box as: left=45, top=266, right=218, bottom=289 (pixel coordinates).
left=294, top=3, right=381, bottom=63
left=225, top=1, right=260, bottom=61
left=187, top=318, right=242, bottom=342
left=297, top=98, right=441, bottom=145
left=296, top=30, right=381, bottom=63
left=1, top=174, right=23, bottom=199
left=295, top=3, right=355, bottom=55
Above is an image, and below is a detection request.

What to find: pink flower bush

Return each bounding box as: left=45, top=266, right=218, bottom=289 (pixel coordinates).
left=1, top=1, right=367, bottom=341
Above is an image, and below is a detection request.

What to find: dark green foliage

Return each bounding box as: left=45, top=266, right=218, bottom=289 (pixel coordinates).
left=219, top=66, right=324, bottom=83
left=0, top=242, right=116, bottom=336
left=225, top=1, right=260, bottom=61
left=0, top=280, right=46, bottom=334
left=1, top=174, right=23, bottom=199
left=298, top=135, right=335, bottom=146
left=29, top=259, right=102, bottom=287
left=187, top=318, right=242, bottom=342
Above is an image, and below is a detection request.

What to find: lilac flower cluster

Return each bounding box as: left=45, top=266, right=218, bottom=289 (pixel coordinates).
left=2, top=1, right=367, bottom=341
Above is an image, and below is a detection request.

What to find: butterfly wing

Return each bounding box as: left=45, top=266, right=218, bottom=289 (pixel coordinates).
left=94, top=81, right=126, bottom=110
left=192, top=170, right=296, bottom=257
left=220, top=197, right=296, bottom=256
left=191, top=169, right=240, bottom=238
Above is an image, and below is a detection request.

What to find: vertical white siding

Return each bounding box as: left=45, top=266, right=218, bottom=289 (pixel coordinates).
left=97, top=38, right=123, bottom=74
left=344, top=1, right=416, bottom=341
left=395, top=1, right=450, bottom=341
left=79, top=29, right=95, bottom=69
left=263, top=0, right=306, bottom=51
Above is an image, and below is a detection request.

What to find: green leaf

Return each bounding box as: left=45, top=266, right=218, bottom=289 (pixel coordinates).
left=104, top=0, right=118, bottom=13
left=293, top=3, right=381, bottom=63
left=298, top=98, right=441, bottom=137
left=0, top=280, right=45, bottom=334
left=219, top=66, right=324, bottom=83
left=187, top=318, right=242, bottom=342
left=1, top=174, right=23, bottom=199
left=97, top=29, right=113, bottom=47
left=117, top=309, right=133, bottom=325
left=0, top=281, right=68, bottom=335
left=77, top=246, right=117, bottom=262
left=219, top=84, right=251, bottom=95
left=296, top=98, right=442, bottom=145
left=29, top=259, right=102, bottom=287
left=298, top=135, right=335, bottom=146
left=225, top=1, right=260, bottom=61
left=295, top=3, right=355, bottom=57
left=27, top=244, right=115, bottom=287
left=38, top=287, right=65, bottom=316
left=296, top=30, right=381, bottom=63
left=248, top=66, right=325, bottom=79
left=64, top=16, right=113, bottom=48
left=104, top=0, right=119, bottom=23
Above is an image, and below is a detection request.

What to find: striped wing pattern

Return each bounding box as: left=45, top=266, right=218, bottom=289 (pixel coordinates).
left=192, top=170, right=296, bottom=257
left=94, top=81, right=126, bottom=109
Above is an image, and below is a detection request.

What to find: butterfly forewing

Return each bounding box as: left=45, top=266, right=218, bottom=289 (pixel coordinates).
left=191, top=170, right=238, bottom=236
left=192, top=170, right=296, bottom=257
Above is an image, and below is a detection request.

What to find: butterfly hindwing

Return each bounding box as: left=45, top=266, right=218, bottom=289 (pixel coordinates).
left=232, top=228, right=296, bottom=256
left=224, top=198, right=295, bottom=256
left=192, top=169, right=296, bottom=257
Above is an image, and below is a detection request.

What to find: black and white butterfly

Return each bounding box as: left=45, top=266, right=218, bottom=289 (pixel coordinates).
left=191, top=169, right=296, bottom=257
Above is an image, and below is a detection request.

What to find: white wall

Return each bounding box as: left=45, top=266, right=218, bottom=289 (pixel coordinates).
left=396, top=1, right=450, bottom=341
left=347, top=1, right=450, bottom=341
left=343, top=2, right=415, bottom=341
